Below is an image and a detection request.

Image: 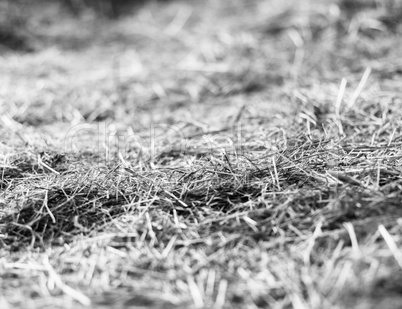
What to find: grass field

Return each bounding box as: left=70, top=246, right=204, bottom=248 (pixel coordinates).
left=1, top=0, right=402, bottom=308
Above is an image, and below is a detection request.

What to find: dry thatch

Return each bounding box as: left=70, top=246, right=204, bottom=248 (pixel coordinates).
left=1, top=0, right=402, bottom=308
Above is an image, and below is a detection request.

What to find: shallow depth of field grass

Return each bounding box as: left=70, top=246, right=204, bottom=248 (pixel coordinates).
left=1, top=0, right=402, bottom=308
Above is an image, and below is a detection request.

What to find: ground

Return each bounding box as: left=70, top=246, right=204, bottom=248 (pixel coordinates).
left=1, top=0, right=402, bottom=308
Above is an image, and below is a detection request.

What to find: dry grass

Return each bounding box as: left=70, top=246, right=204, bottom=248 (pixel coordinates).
left=1, top=0, right=402, bottom=308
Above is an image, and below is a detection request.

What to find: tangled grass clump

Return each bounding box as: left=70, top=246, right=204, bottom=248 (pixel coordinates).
left=0, top=184, right=132, bottom=248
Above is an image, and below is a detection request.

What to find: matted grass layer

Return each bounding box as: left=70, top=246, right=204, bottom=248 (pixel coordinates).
left=1, top=0, right=402, bottom=308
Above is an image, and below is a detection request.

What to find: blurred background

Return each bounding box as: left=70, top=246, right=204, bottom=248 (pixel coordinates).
left=1, top=0, right=401, bottom=147
left=0, top=0, right=173, bottom=52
